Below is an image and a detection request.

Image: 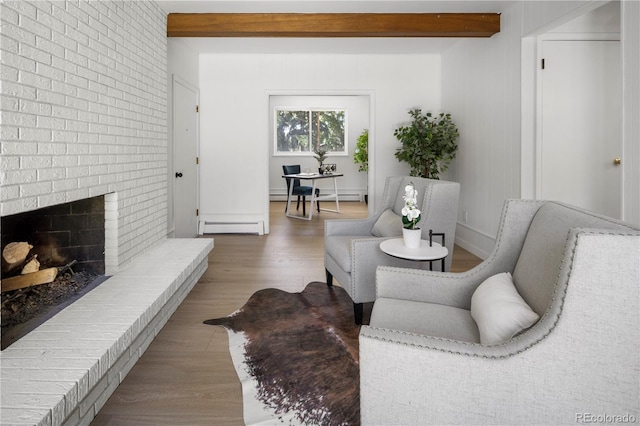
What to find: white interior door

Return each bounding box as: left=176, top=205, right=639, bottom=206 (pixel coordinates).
left=539, top=40, right=622, bottom=218
left=173, top=76, right=199, bottom=237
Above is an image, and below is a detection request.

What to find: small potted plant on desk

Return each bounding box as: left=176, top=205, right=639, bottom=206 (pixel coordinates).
left=313, top=148, right=328, bottom=174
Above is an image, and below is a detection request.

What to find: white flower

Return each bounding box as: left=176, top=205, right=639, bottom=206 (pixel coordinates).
left=402, top=182, right=422, bottom=229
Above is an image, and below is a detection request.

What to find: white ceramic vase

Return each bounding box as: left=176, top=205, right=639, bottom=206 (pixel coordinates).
left=402, top=228, right=422, bottom=248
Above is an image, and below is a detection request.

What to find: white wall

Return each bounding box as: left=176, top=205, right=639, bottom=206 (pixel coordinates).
left=441, top=3, right=524, bottom=257
left=443, top=0, right=640, bottom=258
left=268, top=95, right=369, bottom=200
left=0, top=0, right=168, bottom=272
left=198, top=53, right=441, bottom=232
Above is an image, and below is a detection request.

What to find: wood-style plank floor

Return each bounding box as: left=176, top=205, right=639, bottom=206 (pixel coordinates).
left=91, top=201, right=482, bottom=425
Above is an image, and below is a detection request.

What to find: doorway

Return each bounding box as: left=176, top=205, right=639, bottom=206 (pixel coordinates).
left=520, top=1, right=623, bottom=218
left=172, top=76, right=200, bottom=237
left=267, top=94, right=373, bottom=217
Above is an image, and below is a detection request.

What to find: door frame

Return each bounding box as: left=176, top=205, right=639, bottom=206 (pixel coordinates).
left=172, top=74, right=200, bottom=237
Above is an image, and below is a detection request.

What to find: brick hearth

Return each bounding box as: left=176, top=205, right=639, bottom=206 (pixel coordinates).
left=0, top=238, right=213, bottom=426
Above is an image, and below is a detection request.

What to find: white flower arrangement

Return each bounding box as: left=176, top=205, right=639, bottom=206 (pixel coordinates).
left=401, top=183, right=421, bottom=230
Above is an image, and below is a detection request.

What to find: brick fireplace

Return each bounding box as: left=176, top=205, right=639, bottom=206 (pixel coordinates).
left=1, top=0, right=172, bottom=342
left=0, top=1, right=185, bottom=423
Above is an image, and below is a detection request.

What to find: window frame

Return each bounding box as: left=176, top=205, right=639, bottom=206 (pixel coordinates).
left=273, top=107, right=348, bottom=157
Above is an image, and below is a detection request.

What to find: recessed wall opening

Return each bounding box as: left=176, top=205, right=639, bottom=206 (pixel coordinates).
left=268, top=94, right=372, bottom=211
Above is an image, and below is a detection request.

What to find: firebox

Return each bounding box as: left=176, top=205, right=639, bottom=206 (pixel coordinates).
left=1, top=195, right=106, bottom=349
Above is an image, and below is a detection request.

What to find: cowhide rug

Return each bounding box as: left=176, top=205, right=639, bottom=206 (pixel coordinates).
left=204, top=282, right=360, bottom=426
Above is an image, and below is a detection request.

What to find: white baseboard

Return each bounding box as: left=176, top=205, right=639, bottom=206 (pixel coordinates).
left=454, top=222, right=495, bottom=260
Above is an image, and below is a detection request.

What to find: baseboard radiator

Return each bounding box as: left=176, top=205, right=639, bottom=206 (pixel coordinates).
left=199, top=220, right=265, bottom=235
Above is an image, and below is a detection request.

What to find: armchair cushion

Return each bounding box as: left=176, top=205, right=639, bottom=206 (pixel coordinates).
left=371, top=298, right=480, bottom=343
left=371, top=209, right=403, bottom=237
left=470, top=272, right=539, bottom=345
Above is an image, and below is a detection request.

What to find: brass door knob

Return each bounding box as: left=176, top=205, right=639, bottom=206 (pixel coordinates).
left=613, top=158, right=621, bottom=166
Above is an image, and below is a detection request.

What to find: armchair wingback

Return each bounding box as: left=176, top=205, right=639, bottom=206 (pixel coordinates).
left=360, top=200, right=640, bottom=424
left=324, top=176, right=460, bottom=323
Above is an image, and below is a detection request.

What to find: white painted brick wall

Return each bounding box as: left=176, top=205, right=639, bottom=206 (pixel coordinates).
left=0, top=0, right=168, bottom=271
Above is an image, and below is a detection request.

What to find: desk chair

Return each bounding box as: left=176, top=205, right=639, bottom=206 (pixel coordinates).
left=282, top=165, right=320, bottom=216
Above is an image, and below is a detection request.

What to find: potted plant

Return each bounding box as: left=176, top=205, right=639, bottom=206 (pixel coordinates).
left=313, top=148, right=328, bottom=173
left=394, top=108, right=459, bottom=179
left=401, top=183, right=422, bottom=248
left=353, top=129, right=368, bottom=172
left=353, top=129, right=368, bottom=203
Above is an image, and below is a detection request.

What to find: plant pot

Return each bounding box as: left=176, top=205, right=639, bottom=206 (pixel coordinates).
left=402, top=228, right=422, bottom=248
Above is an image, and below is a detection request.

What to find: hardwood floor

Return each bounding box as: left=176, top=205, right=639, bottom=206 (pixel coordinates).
left=91, top=202, right=482, bottom=425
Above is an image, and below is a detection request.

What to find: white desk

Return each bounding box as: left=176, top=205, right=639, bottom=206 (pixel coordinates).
left=282, top=173, right=343, bottom=220
left=379, top=238, right=448, bottom=270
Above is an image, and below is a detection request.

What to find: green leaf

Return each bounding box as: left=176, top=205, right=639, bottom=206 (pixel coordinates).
left=393, top=109, right=459, bottom=179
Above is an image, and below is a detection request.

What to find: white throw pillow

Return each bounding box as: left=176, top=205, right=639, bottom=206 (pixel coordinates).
left=470, top=272, right=540, bottom=345
left=371, top=209, right=403, bottom=237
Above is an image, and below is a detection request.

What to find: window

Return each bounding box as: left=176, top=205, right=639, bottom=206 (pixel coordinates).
left=275, top=109, right=346, bottom=155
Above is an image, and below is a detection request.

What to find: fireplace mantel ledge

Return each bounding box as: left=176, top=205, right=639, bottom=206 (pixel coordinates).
left=0, top=237, right=214, bottom=426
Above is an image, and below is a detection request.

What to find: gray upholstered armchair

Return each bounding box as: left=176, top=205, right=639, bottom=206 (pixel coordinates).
left=324, top=176, right=460, bottom=324
left=360, top=200, right=640, bottom=424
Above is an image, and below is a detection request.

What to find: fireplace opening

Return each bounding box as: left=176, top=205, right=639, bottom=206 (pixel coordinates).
left=1, top=196, right=107, bottom=350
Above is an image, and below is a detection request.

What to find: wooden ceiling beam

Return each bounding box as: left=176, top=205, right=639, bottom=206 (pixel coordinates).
left=167, top=13, right=500, bottom=38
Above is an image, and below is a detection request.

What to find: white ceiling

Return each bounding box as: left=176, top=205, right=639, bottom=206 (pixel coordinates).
left=157, top=1, right=511, bottom=14
left=176, top=36, right=457, bottom=54
left=160, top=1, right=510, bottom=54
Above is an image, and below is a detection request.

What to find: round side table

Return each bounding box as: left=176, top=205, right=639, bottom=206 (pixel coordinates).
left=379, top=238, right=448, bottom=271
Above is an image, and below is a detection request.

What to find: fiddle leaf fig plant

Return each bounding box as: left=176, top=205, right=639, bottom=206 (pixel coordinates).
left=394, top=108, right=459, bottom=179
left=353, top=129, right=368, bottom=172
